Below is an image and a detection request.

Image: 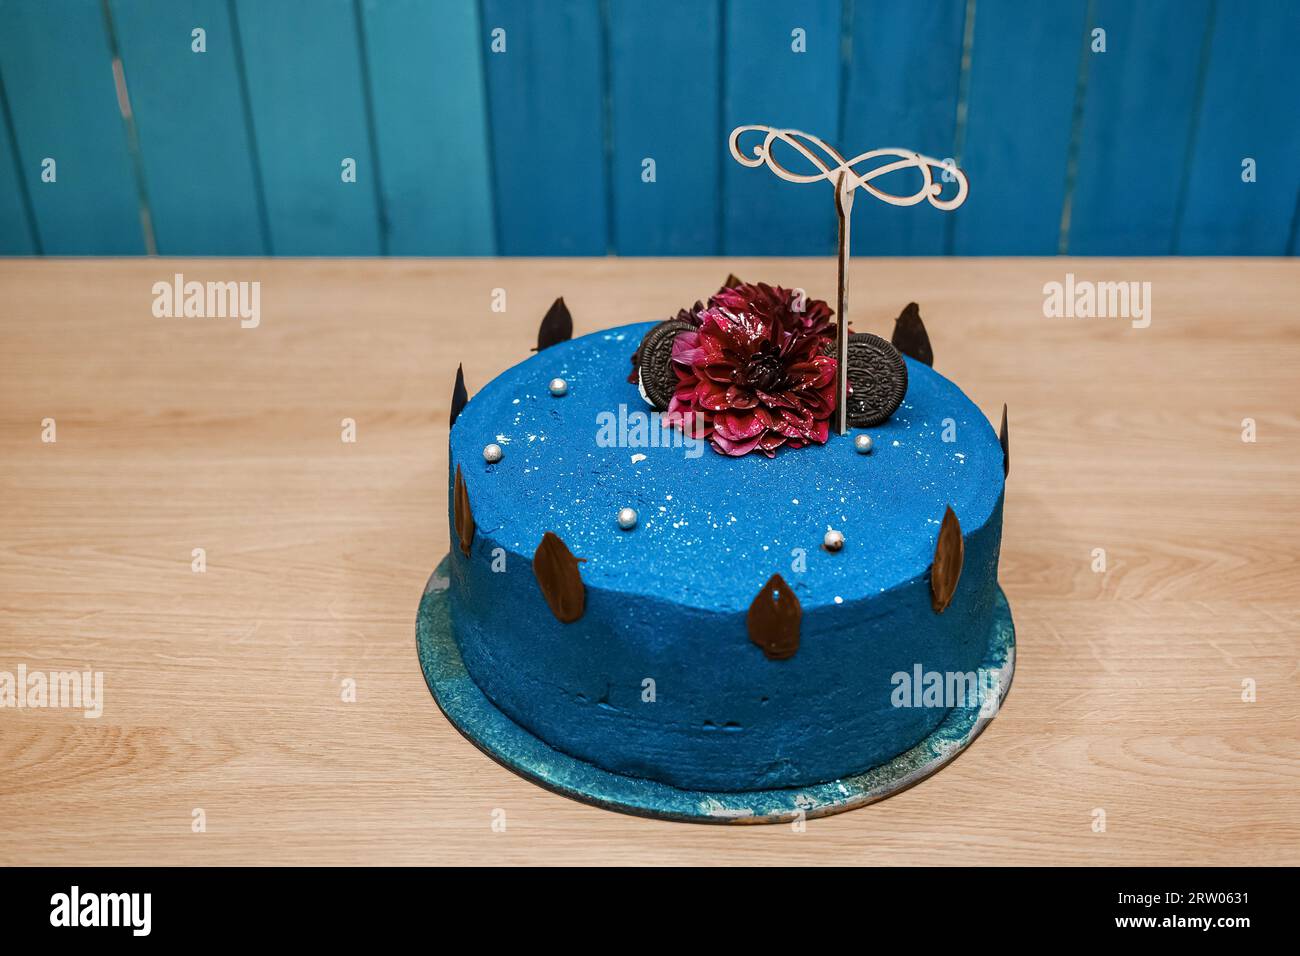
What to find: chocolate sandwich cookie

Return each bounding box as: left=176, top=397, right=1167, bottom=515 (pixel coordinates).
left=837, top=332, right=908, bottom=427
left=634, top=318, right=694, bottom=410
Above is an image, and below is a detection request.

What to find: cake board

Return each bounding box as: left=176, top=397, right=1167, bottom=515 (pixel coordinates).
left=417, top=555, right=1016, bottom=825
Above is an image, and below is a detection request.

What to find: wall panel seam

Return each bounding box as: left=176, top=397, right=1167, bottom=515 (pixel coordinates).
left=1170, top=0, right=1217, bottom=255
left=0, top=59, right=41, bottom=254
left=353, top=0, right=388, bottom=255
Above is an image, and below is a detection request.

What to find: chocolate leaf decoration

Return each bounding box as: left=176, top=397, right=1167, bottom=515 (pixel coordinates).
left=449, top=363, right=468, bottom=429
left=891, top=302, right=933, bottom=367
left=533, top=531, right=586, bottom=623
left=747, top=573, right=801, bottom=660
left=999, top=403, right=1009, bottom=477
left=536, top=297, right=573, bottom=351
left=723, top=273, right=743, bottom=289
left=930, top=506, right=964, bottom=613
left=453, top=464, right=475, bottom=557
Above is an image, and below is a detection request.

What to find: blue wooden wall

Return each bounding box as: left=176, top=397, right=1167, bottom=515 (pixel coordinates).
left=0, top=0, right=1296, bottom=256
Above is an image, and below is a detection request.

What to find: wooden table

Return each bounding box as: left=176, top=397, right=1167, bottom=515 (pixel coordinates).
left=1, top=258, right=1296, bottom=866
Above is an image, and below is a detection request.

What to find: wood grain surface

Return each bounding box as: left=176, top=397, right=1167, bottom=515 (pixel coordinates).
left=1, top=258, right=1296, bottom=866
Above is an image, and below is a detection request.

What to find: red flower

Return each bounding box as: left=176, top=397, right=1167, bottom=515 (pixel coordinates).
left=668, top=284, right=837, bottom=457
left=709, top=281, right=834, bottom=337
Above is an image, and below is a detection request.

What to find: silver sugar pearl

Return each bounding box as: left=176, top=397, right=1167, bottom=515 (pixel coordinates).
left=617, top=507, right=638, bottom=530
left=854, top=434, right=873, bottom=454
left=482, top=442, right=503, bottom=464
left=823, top=529, right=845, bottom=552
left=548, top=377, right=568, bottom=397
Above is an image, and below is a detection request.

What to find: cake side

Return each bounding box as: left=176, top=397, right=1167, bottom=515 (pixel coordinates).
left=446, top=321, right=1007, bottom=791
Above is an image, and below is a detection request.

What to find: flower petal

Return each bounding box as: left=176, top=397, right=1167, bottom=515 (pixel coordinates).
left=711, top=431, right=763, bottom=456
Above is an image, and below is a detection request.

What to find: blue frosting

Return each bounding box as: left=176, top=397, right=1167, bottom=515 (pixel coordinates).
left=448, top=322, right=1006, bottom=791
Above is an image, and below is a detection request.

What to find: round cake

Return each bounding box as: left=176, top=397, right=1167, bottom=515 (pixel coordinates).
left=446, top=315, right=1009, bottom=793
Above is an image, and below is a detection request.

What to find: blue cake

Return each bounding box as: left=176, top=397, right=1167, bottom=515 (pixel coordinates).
left=446, top=294, right=1009, bottom=793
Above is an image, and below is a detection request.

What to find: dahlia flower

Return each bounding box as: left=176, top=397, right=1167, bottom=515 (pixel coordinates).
left=668, top=283, right=837, bottom=457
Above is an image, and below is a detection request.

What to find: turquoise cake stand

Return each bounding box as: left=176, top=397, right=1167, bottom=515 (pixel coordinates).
left=417, top=556, right=1015, bottom=824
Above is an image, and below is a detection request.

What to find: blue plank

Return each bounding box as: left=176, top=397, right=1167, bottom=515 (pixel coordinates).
left=234, top=0, right=380, bottom=255
left=1177, top=4, right=1300, bottom=255
left=953, top=0, right=1087, bottom=255
left=0, top=0, right=143, bottom=254
left=1068, top=0, right=1211, bottom=255
left=360, top=0, right=494, bottom=255
left=0, top=76, right=36, bottom=254
left=110, top=0, right=266, bottom=255
left=723, top=0, right=842, bottom=256
left=840, top=0, right=966, bottom=256
left=609, top=1, right=720, bottom=256
left=481, top=0, right=606, bottom=255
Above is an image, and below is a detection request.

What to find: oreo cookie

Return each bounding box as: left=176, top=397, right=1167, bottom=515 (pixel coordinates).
left=634, top=318, right=694, bottom=410
left=834, top=332, right=908, bottom=427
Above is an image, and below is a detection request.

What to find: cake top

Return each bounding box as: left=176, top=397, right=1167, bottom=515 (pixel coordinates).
left=450, top=320, right=1004, bottom=615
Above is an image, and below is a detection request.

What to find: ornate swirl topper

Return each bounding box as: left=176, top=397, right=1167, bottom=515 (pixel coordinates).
left=729, top=126, right=969, bottom=210
left=728, top=125, right=970, bottom=434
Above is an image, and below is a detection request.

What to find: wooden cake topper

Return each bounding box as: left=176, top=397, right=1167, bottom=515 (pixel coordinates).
left=453, top=464, right=475, bottom=557
left=729, top=126, right=969, bottom=433
left=747, top=573, right=801, bottom=660
left=533, top=531, right=586, bottom=623
left=930, top=506, right=964, bottom=613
